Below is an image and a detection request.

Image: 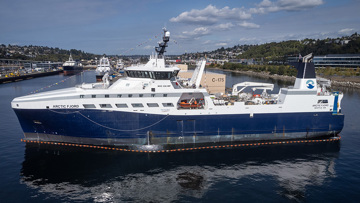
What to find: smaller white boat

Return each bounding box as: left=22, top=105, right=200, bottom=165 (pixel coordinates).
left=95, top=56, right=114, bottom=81
left=116, top=59, right=124, bottom=72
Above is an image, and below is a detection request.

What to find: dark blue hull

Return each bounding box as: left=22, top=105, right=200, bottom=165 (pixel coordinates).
left=63, top=66, right=83, bottom=75
left=13, top=108, right=344, bottom=149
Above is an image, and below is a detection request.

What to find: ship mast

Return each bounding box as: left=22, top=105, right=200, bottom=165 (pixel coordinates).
left=155, top=28, right=170, bottom=57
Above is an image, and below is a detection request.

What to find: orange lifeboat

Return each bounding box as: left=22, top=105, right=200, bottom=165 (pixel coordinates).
left=179, top=100, right=202, bottom=109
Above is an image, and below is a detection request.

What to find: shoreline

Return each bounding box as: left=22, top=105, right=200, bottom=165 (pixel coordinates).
left=210, top=67, right=360, bottom=89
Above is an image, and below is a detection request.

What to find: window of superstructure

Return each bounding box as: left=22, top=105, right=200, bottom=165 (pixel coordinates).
left=149, top=71, right=155, bottom=79
left=154, top=71, right=172, bottom=80
left=105, top=94, right=109, bottom=98
left=128, top=94, right=133, bottom=98
left=139, top=94, right=143, bottom=97
left=127, top=70, right=154, bottom=79
left=151, top=94, right=155, bottom=97
left=162, top=103, right=174, bottom=107
left=163, top=94, right=167, bottom=97
left=100, top=104, right=112, bottom=108
left=115, top=103, right=128, bottom=108
left=154, top=72, right=161, bottom=80
left=117, top=94, right=122, bottom=98
left=147, top=103, right=159, bottom=107
left=131, top=103, right=144, bottom=108
left=318, top=100, right=328, bottom=103
left=80, top=95, right=84, bottom=98
left=92, top=95, right=96, bottom=98
left=83, top=104, right=96, bottom=108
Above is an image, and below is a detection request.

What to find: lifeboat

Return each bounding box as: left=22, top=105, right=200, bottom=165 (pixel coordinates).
left=179, top=99, right=203, bottom=109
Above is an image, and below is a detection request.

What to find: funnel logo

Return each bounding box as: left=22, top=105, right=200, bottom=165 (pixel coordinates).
left=306, top=80, right=315, bottom=89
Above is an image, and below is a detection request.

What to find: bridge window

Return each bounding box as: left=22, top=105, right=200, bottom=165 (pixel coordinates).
left=126, top=70, right=154, bottom=79
left=144, top=71, right=149, bottom=78
left=149, top=71, right=155, bottom=79
left=126, top=70, right=177, bottom=79
left=154, top=71, right=172, bottom=80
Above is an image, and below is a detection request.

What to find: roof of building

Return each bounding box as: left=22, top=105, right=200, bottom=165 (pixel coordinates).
left=315, top=54, right=360, bottom=58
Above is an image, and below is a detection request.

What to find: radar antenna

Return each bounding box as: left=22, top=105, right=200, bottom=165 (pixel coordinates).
left=155, top=28, right=170, bottom=57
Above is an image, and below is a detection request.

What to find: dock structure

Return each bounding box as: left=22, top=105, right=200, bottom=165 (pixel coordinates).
left=1, top=59, right=62, bottom=69
left=0, top=70, right=63, bottom=84
left=0, top=58, right=64, bottom=84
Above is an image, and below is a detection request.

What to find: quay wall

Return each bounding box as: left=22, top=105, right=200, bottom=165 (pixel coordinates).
left=0, top=70, right=63, bottom=84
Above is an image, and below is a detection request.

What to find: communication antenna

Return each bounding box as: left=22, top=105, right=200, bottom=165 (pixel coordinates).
left=155, top=28, right=170, bottom=57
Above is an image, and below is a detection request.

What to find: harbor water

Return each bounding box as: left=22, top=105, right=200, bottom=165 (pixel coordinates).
left=1, top=70, right=360, bottom=202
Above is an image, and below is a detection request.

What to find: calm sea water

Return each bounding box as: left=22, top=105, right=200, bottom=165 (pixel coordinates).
left=1, top=70, right=360, bottom=202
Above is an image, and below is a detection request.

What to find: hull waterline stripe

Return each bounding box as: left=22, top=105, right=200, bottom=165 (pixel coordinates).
left=20, top=136, right=341, bottom=153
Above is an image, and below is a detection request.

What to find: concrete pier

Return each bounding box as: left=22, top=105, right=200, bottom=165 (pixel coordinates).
left=0, top=70, right=63, bottom=84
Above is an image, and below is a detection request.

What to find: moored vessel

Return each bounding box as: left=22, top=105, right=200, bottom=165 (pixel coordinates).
left=95, top=56, right=114, bottom=81
left=115, top=59, right=124, bottom=73
left=62, top=54, right=83, bottom=75
left=11, top=28, right=344, bottom=151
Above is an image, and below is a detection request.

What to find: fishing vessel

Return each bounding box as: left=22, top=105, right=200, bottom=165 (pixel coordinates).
left=95, top=56, right=114, bottom=81
left=62, top=54, right=83, bottom=75
left=11, top=28, right=344, bottom=151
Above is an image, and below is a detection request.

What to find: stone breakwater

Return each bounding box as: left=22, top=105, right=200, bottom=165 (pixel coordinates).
left=329, top=80, right=360, bottom=88
left=214, top=68, right=360, bottom=89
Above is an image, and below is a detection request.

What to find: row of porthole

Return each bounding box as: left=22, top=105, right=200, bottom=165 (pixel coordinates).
left=80, top=94, right=169, bottom=99
left=83, top=102, right=175, bottom=109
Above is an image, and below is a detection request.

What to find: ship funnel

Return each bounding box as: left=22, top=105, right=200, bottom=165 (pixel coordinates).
left=291, top=53, right=317, bottom=90
left=302, top=53, right=313, bottom=63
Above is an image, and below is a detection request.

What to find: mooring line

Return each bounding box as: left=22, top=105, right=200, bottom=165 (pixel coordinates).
left=77, top=112, right=170, bottom=132
left=48, top=109, right=170, bottom=132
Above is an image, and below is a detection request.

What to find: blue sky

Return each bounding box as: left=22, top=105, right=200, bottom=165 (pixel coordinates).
left=1, top=0, right=359, bottom=55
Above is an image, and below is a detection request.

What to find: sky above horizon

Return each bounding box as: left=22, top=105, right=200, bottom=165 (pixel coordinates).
left=1, top=0, right=359, bottom=55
